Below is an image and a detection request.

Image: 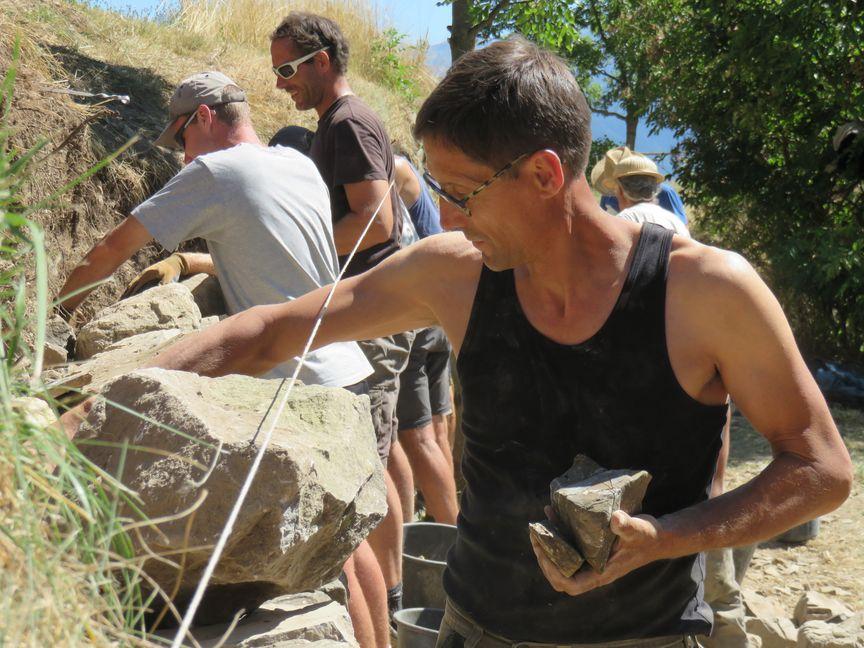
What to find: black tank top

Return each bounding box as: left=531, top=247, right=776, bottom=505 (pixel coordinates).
left=448, top=224, right=727, bottom=642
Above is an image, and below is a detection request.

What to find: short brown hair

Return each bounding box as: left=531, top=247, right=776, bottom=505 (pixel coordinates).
left=271, top=12, right=349, bottom=75
left=213, top=87, right=250, bottom=126
left=414, top=37, right=591, bottom=174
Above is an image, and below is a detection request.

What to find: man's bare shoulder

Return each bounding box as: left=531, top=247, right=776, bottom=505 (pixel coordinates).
left=401, top=231, right=483, bottom=274
left=668, top=237, right=763, bottom=303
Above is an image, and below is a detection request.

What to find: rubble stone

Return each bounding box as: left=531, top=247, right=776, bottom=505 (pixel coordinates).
left=550, top=455, right=651, bottom=572
left=742, top=589, right=796, bottom=648
left=180, top=273, right=227, bottom=318
left=43, top=341, right=68, bottom=366
left=46, top=315, right=75, bottom=354
left=797, top=614, right=864, bottom=648
left=528, top=520, right=584, bottom=577
left=11, top=397, right=56, bottom=429
left=76, top=283, right=201, bottom=359
left=156, top=590, right=358, bottom=647
left=794, top=591, right=853, bottom=625
left=78, top=368, right=386, bottom=626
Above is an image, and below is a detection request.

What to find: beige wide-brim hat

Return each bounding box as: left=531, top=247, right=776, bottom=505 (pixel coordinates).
left=153, top=71, right=246, bottom=149
left=590, top=146, right=633, bottom=195
left=613, top=151, right=665, bottom=183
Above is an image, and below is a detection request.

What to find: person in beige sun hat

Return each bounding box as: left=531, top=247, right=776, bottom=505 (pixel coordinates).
left=609, top=149, right=690, bottom=237
left=589, top=145, right=636, bottom=196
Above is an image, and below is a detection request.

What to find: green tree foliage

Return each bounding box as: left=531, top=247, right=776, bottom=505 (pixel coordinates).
left=649, top=0, right=864, bottom=356
left=441, top=0, right=671, bottom=148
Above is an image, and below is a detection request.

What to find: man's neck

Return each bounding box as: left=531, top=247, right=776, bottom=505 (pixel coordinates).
left=224, top=124, right=262, bottom=148
left=315, top=77, right=354, bottom=118
left=518, top=179, right=633, bottom=319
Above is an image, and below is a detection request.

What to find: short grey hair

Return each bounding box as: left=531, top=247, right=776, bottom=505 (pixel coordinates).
left=618, top=175, right=661, bottom=203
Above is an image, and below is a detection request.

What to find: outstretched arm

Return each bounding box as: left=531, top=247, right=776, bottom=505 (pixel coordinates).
left=532, top=247, right=853, bottom=595
left=57, top=216, right=152, bottom=314
left=150, top=237, right=458, bottom=377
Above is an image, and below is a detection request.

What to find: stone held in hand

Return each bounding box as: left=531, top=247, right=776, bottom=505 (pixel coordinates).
left=528, top=519, right=584, bottom=577
left=550, top=454, right=652, bottom=573
left=77, top=368, right=387, bottom=627
left=75, top=282, right=201, bottom=359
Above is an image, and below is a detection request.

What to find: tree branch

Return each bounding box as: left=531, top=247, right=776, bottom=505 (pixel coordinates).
left=585, top=97, right=626, bottom=120
left=468, top=0, right=519, bottom=36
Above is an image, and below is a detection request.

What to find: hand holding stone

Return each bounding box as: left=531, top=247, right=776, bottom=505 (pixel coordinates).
left=530, top=509, right=666, bottom=596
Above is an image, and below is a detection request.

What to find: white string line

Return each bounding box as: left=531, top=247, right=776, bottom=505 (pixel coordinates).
left=170, top=181, right=395, bottom=648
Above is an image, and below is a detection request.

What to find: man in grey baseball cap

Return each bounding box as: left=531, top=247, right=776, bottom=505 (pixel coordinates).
left=153, top=70, right=247, bottom=149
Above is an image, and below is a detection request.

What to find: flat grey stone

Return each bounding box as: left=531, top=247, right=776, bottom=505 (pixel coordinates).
left=528, top=520, right=584, bottom=577
left=794, top=591, right=853, bottom=625
left=550, top=455, right=651, bottom=573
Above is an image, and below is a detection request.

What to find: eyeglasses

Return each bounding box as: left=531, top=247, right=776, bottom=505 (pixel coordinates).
left=422, top=153, right=528, bottom=217
left=272, top=47, right=328, bottom=80
left=174, top=111, right=197, bottom=148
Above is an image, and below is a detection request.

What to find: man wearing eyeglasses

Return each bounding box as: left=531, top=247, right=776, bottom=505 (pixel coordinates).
left=136, top=38, right=851, bottom=646
left=55, top=71, right=371, bottom=392
left=268, top=12, right=415, bottom=636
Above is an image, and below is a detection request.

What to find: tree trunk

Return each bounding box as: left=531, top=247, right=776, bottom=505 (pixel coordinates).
left=449, top=0, right=477, bottom=64
left=625, top=112, right=638, bottom=149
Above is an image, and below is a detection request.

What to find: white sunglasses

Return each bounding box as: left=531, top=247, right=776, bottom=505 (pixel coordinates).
left=272, top=47, right=328, bottom=80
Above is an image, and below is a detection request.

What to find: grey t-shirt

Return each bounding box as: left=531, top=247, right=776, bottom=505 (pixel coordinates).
left=132, top=143, right=372, bottom=387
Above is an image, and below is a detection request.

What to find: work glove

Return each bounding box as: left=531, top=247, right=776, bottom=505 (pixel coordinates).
left=121, top=253, right=188, bottom=299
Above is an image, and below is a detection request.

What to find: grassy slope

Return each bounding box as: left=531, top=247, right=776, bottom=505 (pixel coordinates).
left=2, top=0, right=428, bottom=323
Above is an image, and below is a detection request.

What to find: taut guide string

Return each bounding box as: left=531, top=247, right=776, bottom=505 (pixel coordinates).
left=170, top=181, right=396, bottom=648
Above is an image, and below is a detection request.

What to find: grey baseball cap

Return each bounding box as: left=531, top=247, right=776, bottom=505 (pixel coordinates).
left=154, top=71, right=247, bottom=149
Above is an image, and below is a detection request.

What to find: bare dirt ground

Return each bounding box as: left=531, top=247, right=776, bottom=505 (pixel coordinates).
left=726, top=404, right=864, bottom=614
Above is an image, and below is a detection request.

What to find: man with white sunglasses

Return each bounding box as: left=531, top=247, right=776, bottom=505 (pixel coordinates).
left=269, top=13, right=415, bottom=642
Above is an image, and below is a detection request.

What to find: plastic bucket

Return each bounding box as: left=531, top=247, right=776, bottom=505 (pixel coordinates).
left=394, top=607, right=444, bottom=648
left=402, top=522, right=456, bottom=609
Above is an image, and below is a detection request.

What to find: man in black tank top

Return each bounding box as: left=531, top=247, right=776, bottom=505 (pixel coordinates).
left=136, top=37, right=853, bottom=648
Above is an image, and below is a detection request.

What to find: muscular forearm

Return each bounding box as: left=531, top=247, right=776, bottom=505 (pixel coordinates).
left=333, top=210, right=391, bottom=255
left=659, top=450, right=851, bottom=557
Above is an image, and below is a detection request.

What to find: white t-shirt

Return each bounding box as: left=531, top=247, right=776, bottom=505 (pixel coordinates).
left=132, top=143, right=372, bottom=387
left=616, top=202, right=691, bottom=238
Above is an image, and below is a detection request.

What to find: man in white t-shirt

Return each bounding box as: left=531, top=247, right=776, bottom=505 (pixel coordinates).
left=56, top=71, right=371, bottom=388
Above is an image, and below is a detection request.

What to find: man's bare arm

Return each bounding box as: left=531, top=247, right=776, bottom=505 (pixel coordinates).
left=57, top=216, right=153, bottom=312
left=150, top=235, right=478, bottom=378
left=332, top=179, right=395, bottom=255
left=532, top=247, right=853, bottom=595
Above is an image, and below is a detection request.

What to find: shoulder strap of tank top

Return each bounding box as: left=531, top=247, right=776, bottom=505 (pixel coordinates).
left=616, top=223, right=674, bottom=315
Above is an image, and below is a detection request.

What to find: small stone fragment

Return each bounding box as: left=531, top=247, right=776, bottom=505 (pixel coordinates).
left=529, top=520, right=584, bottom=577
left=794, top=591, right=853, bottom=625
left=43, top=341, right=68, bottom=366
left=550, top=455, right=651, bottom=573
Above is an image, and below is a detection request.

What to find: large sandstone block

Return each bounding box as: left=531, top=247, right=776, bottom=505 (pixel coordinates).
left=743, top=589, right=797, bottom=648
left=550, top=455, right=651, bottom=572
left=78, top=368, right=386, bottom=626
left=76, top=283, right=201, bottom=359
left=45, top=328, right=189, bottom=400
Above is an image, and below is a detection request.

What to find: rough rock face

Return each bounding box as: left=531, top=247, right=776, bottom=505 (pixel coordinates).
left=528, top=520, right=584, bottom=577
left=180, top=273, right=227, bottom=319
left=156, top=590, right=358, bottom=648
left=45, top=328, right=189, bottom=399
left=77, top=368, right=386, bottom=626
left=46, top=315, right=75, bottom=354
left=76, top=283, right=201, bottom=359
left=550, top=455, right=651, bottom=572
left=797, top=614, right=864, bottom=648
left=794, top=592, right=854, bottom=625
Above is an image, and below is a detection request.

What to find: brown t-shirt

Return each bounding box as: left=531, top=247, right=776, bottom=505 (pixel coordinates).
left=310, top=95, right=402, bottom=276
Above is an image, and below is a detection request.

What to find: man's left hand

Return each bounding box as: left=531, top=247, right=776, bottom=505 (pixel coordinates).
left=529, top=509, right=667, bottom=596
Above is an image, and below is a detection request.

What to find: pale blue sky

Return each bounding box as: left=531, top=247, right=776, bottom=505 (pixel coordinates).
left=93, top=0, right=676, bottom=163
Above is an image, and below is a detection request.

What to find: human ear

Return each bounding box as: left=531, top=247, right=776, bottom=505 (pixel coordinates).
left=529, top=149, right=565, bottom=198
